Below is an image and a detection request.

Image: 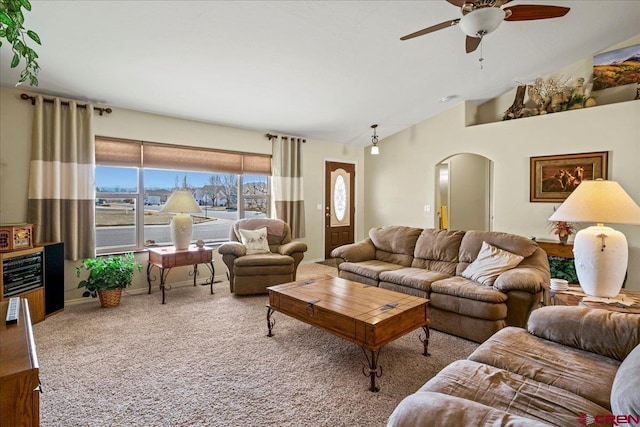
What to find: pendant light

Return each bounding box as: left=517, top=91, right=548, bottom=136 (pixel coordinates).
left=370, top=124, right=379, bottom=155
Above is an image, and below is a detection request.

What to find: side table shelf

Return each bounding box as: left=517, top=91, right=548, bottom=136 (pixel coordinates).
left=552, top=286, right=640, bottom=313
left=147, top=246, right=215, bottom=304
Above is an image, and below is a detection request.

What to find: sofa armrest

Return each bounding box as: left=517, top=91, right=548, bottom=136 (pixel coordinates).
left=278, top=241, right=308, bottom=256
left=493, top=267, right=545, bottom=294
left=330, top=238, right=375, bottom=264
left=218, top=241, right=246, bottom=257
left=528, top=306, right=640, bottom=361
left=387, top=392, right=549, bottom=427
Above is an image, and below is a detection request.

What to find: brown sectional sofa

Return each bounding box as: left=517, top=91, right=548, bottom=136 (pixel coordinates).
left=331, top=226, right=550, bottom=342
left=387, top=306, right=640, bottom=426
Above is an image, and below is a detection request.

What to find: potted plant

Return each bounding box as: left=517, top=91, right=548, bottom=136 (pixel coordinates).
left=550, top=221, right=575, bottom=245
left=76, top=253, right=143, bottom=307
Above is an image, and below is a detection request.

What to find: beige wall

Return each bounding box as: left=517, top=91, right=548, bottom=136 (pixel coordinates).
left=365, top=97, right=640, bottom=289
left=0, top=86, right=365, bottom=302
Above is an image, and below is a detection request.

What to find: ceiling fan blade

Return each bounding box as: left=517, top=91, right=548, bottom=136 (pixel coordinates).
left=466, top=36, right=481, bottom=53
left=504, top=5, right=570, bottom=21
left=400, top=19, right=460, bottom=40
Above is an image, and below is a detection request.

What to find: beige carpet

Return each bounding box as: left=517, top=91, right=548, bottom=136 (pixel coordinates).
left=33, top=262, right=478, bottom=427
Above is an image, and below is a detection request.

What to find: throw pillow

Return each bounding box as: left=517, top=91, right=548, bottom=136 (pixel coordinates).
left=238, top=227, right=271, bottom=255
left=461, top=241, right=524, bottom=286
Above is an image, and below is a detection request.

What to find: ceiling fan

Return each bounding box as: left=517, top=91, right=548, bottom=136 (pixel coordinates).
left=400, top=0, right=570, bottom=54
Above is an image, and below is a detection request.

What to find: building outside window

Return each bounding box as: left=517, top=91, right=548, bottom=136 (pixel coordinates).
left=94, top=138, right=271, bottom=254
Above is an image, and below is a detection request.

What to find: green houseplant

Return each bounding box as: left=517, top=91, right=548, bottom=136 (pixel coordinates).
left=76, top=253, right=143, bottom=307
left=0, top=0, right=42, bottom=86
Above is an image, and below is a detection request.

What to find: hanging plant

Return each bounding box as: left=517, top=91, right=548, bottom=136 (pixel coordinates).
left=0, top=0, right=41, bottom=86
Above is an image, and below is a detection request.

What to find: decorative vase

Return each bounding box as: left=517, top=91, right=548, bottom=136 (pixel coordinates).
left=558, top=234, right=569, bottom=245
left=98, top=288, right=122, bottom=308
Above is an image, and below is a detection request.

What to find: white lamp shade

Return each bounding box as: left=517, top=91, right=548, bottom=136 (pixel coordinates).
left=371, top=145, right=379, bottom=155
left=549, top=180, right=640, bottom=225
left=548, top=179, right=640, bottom=297
left=160, top=190, right=202, bottom=214
left=459, top=8, right=505, bottom=37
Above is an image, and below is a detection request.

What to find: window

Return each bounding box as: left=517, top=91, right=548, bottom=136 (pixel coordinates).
left=95, top=138, right=271, bottom=253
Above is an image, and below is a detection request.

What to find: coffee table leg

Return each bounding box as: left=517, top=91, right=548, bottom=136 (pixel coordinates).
left=419, top=325, right=431, bottom=356
left=361, top=347, right=382, bottom=392
left=266, top=306, right=275, bottom=337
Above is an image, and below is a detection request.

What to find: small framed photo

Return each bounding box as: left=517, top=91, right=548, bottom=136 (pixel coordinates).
left=530, top=151, right=608, bottom=202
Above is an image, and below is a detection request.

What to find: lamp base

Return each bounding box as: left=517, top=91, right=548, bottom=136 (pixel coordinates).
left=170, top=213, right=193, bottom=250
left=573, top=225, right=628, bottom=298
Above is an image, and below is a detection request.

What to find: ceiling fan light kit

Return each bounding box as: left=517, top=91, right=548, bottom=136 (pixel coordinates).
left=459, top=7, right=505, bottom=38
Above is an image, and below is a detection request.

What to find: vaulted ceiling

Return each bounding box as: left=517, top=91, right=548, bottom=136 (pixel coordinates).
left=1, top=1, right=638, bottom=145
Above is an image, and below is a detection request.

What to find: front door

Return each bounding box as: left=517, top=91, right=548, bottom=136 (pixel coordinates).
left=324, top=161, right=355, bottom=259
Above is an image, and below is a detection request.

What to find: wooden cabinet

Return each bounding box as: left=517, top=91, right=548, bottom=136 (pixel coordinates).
left=0, top=298, right=40, bottom=427
left=0, top=247, right=45, bottom=324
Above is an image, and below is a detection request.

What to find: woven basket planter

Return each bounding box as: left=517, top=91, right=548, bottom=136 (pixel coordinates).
left=98, top=289, right=123, bottom=308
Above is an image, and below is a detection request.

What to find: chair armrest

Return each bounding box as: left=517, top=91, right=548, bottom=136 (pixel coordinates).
left=528, top=306, right=640, bottom=361
left=278, top=241, right=308, bottom=256
left=218, top=241, right=246, bottom=257
left=493, top=267, right=546, bottom=294
left=330, top=238, right=375, bottom=263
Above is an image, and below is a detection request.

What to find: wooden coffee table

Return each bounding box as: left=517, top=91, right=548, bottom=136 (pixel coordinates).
left=267, top=275, right=430, bottom=392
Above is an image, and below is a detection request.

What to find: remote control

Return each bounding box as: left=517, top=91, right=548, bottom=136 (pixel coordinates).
left=5, top=297, right=20, bottom=325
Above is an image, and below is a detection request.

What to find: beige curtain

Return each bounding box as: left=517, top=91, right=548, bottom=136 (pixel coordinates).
left=27, top=96, right=95, bottom=260
left=271, top=137, right=305, bottom=239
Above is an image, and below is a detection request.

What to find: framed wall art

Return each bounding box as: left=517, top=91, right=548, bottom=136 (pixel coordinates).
left=530, top=151, right=608, bottom=202
left=593, top=44, right=640, bottom=91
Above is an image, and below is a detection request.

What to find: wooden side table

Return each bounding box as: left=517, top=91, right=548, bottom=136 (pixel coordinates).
left=552, top=287, right=640, bottom=313
left=536, top=240, right=574, bottom=258
left=147, top=246, right=214, bottom=304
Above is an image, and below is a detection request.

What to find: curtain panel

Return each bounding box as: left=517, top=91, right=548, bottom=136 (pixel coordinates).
left=27, top=96, right=96, bottom=260
left=271, top=137, right=305, bottom=239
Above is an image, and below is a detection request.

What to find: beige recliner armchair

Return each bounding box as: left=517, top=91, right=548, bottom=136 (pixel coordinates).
left=218, top=218, right=308, bottom=295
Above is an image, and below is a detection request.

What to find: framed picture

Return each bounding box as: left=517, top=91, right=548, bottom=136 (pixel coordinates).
left=593, top=43, right=640, bottom=91
left=530, top=152, right=608, bottom=202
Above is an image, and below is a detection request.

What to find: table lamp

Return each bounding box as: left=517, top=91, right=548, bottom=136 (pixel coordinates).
left=160, top=190, right=202, bottom=250
left=548, top=179, right=640, bottom=297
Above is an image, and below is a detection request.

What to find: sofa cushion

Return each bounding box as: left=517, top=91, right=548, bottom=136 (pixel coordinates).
left=379, top=267, right=450, bottom=292
left=458, top=230, right=538, bottom=266
left=234, top=253, right=294, bottom=267
left=387, top=391, right=551, bottom=427
left=238, top=227, right=271, bottom=254
left=431, top=276, right=508, bottom=304
left=469, top=327, right=621, bottom=410
left=611, top=343, right=640, bottom=418
left=338, top=260, right=403, bottom=280
left=419, top=359, right=612, bottom=426
left=411, top=228, right=464, bottom=274
left=369, top=226, right=422, bottom=267
left=528, top=306, right=640, bottom=361
left=429, top=293, right=507, bottom=321
left=460, top=241, right=524, bottom=286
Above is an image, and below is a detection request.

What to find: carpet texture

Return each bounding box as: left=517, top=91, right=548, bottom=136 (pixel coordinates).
left=33, top=262, right=478, bottom=427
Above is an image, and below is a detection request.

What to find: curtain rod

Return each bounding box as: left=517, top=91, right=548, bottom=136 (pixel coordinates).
left=20, top=93, right=113, bottom=116
left=265, top=133, right=306, bottom=143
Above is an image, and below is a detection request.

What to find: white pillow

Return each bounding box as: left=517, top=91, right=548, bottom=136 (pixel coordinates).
left=238, top=227, right=271, bottom=255
left=461, top=241, right=524, bottom=286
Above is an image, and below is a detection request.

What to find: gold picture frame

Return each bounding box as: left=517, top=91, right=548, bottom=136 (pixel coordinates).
left=530, top=151, right=608, bottom=202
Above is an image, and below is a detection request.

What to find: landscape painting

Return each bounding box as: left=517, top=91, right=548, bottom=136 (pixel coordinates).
left=593, top=44, right=640, bottom=91
left=530, top=152, right=608, bottom=202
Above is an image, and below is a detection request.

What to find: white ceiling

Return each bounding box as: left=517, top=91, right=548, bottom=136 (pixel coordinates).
left=1, top=1, right=639, bottom=146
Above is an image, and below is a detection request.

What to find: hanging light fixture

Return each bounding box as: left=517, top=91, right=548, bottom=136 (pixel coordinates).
left=370, top=124, right=379, bottom=155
